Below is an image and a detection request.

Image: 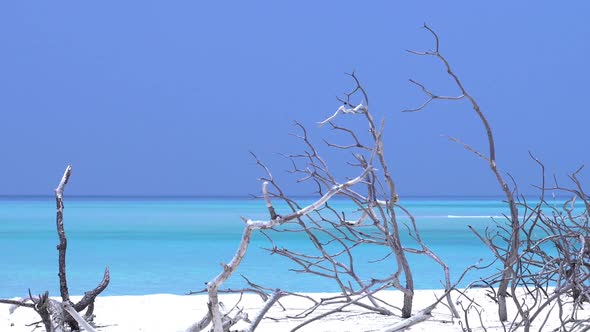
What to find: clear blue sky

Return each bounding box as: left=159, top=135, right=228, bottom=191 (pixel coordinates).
left=0, top=1, right=588, bottom=197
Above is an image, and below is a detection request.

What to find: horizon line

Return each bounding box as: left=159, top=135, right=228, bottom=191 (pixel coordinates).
left=0, top=194, right=556, bottom=200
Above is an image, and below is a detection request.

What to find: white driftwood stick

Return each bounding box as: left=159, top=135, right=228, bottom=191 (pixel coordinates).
left=262, top=182, right=277, bottom=219
left=318, top=104, right=367, bottom=126
left=245, top=289, right=284, bottom=332
left=246, top=166, right=372, bottom=227
left=379, top=302, right=437, bottom=332
left=186, top=310, right=212, bottom=332
left=343, top=210, right=369, bottom=226
left=47, top=299, right=66, bottom=332
left=63, top=302, right=97, bottom=332
left=7, top=296, right=32, bottom=314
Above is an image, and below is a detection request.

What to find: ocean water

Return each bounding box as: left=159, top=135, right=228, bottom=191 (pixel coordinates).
left=0, top=197, right=528, bottom=297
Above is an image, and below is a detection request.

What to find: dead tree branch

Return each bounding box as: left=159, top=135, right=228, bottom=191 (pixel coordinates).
left=192, top=165, right=373, bottom=332
left=407, top=24, right=519, bottom=321
left=0, top=165, right=110, bottom=331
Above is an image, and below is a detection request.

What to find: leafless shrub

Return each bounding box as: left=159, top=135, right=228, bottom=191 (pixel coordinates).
left=406, top=24, right=590, bottom=331
left=257, top=72, right=462, bottom=319
left=186, top=67, right=468, bottom=331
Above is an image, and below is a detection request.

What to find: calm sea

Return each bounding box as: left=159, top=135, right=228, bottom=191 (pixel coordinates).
left=0, top=197, right=535, bottom=297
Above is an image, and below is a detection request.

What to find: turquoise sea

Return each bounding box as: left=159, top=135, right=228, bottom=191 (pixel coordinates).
left=0, top=197, right=523, bottom=297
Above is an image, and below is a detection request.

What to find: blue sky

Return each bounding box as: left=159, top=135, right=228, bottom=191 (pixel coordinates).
left=0, top=1, right=588, bottom=197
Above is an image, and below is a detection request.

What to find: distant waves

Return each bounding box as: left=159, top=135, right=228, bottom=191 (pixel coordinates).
left=446, top=215, right=504, bottom=219
left=394, top=214, right=504, bottom=219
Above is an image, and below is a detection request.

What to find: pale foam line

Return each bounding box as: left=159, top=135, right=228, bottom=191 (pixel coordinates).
left=447, top=215, right=504, bottom=219
left=396, top=215, right=505, bottom=219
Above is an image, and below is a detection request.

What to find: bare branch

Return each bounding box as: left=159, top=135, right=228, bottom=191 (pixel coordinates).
left=55, top=165, right=73, bottom=304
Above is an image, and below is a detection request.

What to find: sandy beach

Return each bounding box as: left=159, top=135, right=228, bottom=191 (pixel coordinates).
left=2, top=288, right=585, bottom=332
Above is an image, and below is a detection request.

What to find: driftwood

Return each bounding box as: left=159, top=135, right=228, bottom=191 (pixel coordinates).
left=248, top=70, right=460, bottom=326
left=188, top=168, right=373, bottom=332
left=187, top=65, right=464, bottom=331
left=379, top=302, right=437, bottom=332
left=0, top=165, right=110, bottom=331
left=407, top=24, right=590, bottom=332
left=245, top=289, right=284, bottom=332
left=406, top=24, right=519, bottom=322
left=458, top=165, right=590, bottom=332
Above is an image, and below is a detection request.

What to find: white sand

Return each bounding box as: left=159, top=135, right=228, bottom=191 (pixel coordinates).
left=1, top=289, right=587, bottom=331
